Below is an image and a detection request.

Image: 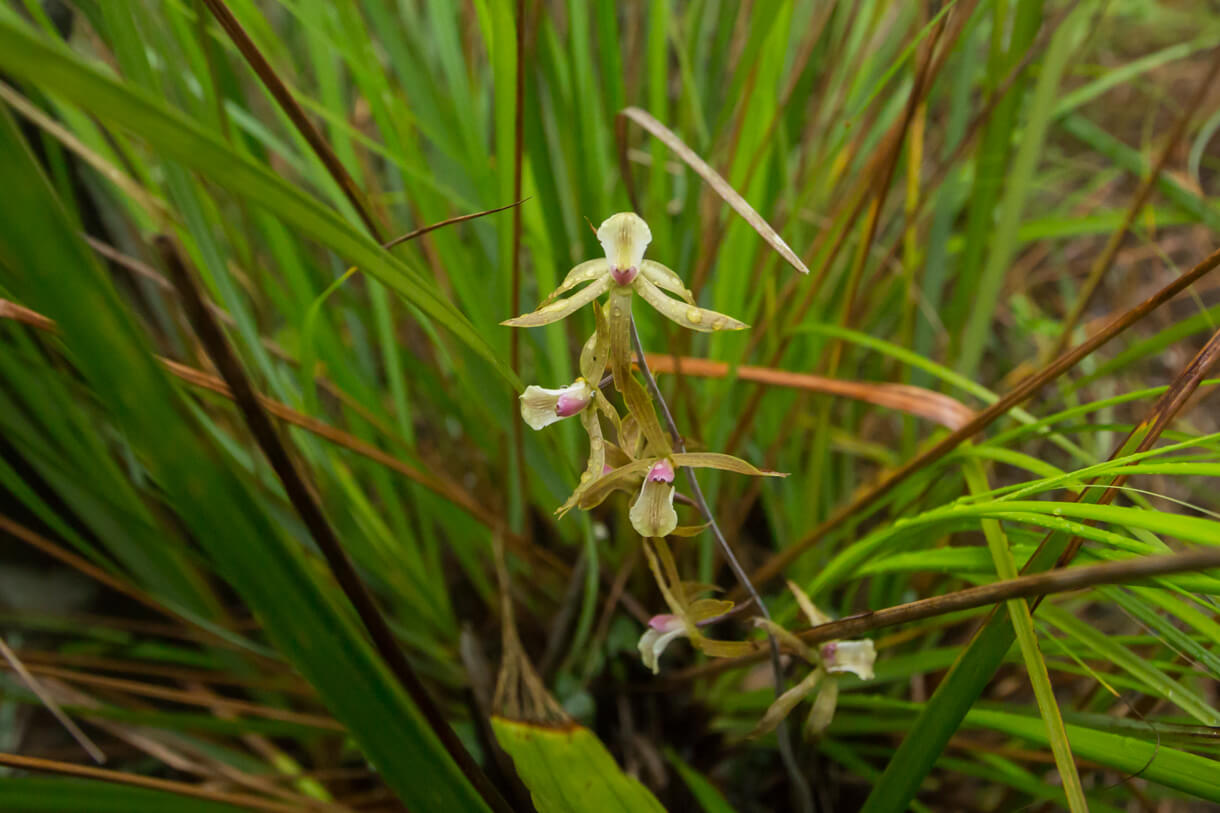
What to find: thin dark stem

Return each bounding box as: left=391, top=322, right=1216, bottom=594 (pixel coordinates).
left=199, top=0, right=385, bottom=241
left=629, top=318, right=814, bottom=813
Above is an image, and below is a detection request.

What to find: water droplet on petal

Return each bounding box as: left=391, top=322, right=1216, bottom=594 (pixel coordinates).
left=686, top=308, right=703, bottom=325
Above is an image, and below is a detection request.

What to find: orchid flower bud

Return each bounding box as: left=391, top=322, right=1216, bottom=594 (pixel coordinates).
left=519, top=378, right=594, bottom=430
left=629, top=458, right=677, bottom=537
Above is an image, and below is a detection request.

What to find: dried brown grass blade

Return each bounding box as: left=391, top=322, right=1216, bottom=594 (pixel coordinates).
left=0, top=661, right=342, bottom=731
left=615, top=106, right=809, bottom=275
left=0, top=751, right=303, bottom=812
left=0, top=637, right=105, bottom=764
left=644, top=354, right=974, bottom=430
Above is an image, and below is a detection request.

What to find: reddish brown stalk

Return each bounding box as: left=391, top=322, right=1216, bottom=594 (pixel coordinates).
left=741, top=245, right=1220, bottom=594
left=675, top=545, right=1220, bottom=682
left=642, top=354, right=974, bottom=430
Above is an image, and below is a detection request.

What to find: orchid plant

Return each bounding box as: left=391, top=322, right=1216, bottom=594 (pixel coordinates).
left=504, top=212, right=874, bottom=738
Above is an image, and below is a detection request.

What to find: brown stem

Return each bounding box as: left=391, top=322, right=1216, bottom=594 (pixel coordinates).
left=672, top=545, right=1220, bottom=683
left=198, top=0, right=385, bottom=241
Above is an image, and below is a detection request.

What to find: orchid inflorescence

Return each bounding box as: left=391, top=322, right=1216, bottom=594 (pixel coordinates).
left=504, top=212, right=874, bottom=739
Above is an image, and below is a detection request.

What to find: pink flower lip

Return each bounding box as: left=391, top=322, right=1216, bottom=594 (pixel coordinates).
left=648, top=614, right=682, bottom=632
left=610, top=265, right=639, bottom=285
left=647, top=459, right=675, bottom=484
left=820, top=642, right=837, bottom=661
left=555, top=392, right=590, bottom=417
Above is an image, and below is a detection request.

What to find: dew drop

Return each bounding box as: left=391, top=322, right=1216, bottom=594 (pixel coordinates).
left=686, top=308, right=703, bottom=325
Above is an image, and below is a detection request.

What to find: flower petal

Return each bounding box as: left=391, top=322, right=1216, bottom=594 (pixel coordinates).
left=804, top=677, right=839, bottom=739
left=554, top=407, right=607, bottom=519
left=671, top=452, right=786, bottom=477
left=754, top=618, right=816, bottom=663
left=518, top=380, right=592, bottom=430
left=606, top=287, right=634, bottom=387
left=576, top=458, right=654, bottom=511
left=620, top=372, right=670, bottom=456
left=686, top=598, right=735, bottom=624
left=641, top=260, right=695, bottom=305
left=579, top=303, right=611, bottom=383
left=597, top=212, right=652, bottom=273
left=638, top=626, right=686, bottom=674
left=786, top=579, right=832, bottom=627
left=501, top=274, right=612, bottom=327
left=541, top=258, right=609, bottom=304
left=822, top=639, right=876, bottom=681
left=677, top=581, right=722, bottom=602
left=690, top=636, right=754, bottom=659
left=749, top=668, right=824, bottom=738
left=669, top=522, right=711, bottom=538
left=632, top=274, right=747, bottom=333
left=617, top=414, right=644, bottom=460
left=629, top=476, right=677, bottom=538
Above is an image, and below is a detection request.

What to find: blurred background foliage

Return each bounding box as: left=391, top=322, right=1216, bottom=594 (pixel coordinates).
left=1, top=0, right=1220, bottom=810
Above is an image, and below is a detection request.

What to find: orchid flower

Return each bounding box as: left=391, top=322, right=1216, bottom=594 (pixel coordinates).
left=750, top=581, right=876, bottom=740
left=575, top=452, right=786, bottom=538
left=518, top=378, right=594, bottom=430
left=501, top=212, right=747, bottom=335
left=638, top=598, right=742, bottom=674
left=637, top=538, right=754, bottom=672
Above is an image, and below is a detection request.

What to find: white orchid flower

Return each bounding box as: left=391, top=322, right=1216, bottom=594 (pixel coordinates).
left=501, top=212, right=747, bottom=334
left=750, top=581, right=877, bottom=740
left=637, top=613, right=686, bottom=674
left=519, top=378, right=595, bottom=430
left=629, top=458, right=677, bottom=538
